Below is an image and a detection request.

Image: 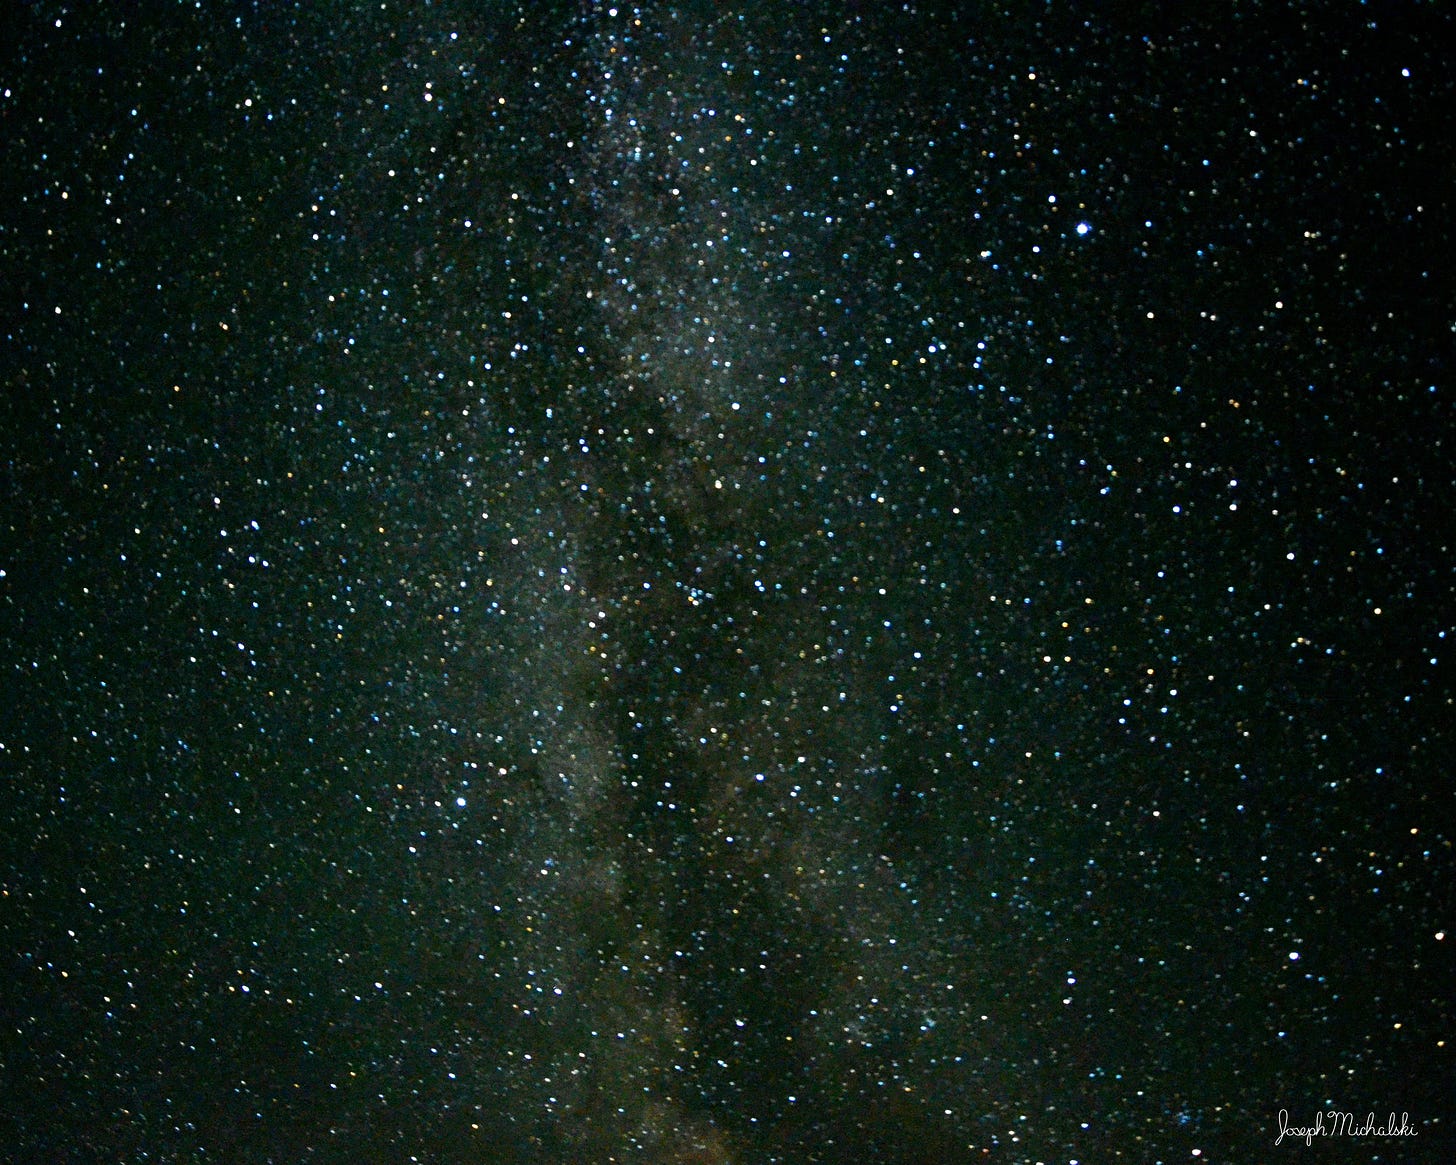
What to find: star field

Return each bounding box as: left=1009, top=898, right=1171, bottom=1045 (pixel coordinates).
left=3, top=3, right=1453, bottom=1161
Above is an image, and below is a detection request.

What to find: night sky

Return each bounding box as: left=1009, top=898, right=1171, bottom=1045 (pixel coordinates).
left=3, top=2, right=1453, bottom=1162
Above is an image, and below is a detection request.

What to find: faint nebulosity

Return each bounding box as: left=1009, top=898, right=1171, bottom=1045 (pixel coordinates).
left=2, top=2, right=1452, bottom=1161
